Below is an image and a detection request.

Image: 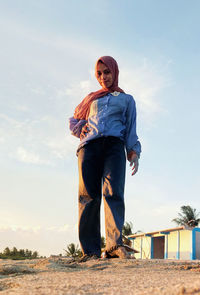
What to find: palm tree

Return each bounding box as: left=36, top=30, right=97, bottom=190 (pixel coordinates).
left=172, top=205, right=200, bottom=227
left=122, top=221, right=134, bottom=236
left=122, top=221, right=134, bottom=246
left=64, top=243, right=82, bottom=258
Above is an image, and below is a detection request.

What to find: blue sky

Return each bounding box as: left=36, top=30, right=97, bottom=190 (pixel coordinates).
left=0, top=0, right=200, bottom=256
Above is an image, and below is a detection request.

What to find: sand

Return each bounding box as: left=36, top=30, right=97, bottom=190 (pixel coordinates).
left=0, top=257, right=200, bottom=294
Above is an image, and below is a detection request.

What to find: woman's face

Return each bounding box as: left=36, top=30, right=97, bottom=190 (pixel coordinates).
left=96, top=62, right=113, bottom=89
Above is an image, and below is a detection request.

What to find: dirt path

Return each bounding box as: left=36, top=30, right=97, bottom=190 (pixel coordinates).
left=1, top=258, right=200, bottom=294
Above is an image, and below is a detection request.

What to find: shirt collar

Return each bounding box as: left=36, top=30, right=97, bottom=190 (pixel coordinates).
left=110, top=91, right=120, bottom=96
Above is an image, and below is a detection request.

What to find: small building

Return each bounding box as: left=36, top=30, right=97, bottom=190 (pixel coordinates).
left=128, top=226, right=200, bottom=260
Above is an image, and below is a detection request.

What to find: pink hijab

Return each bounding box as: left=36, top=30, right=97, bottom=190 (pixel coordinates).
left=74, top=56, right=124, bottom=120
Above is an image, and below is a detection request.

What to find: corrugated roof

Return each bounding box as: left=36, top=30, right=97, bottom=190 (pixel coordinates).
left=128, top=226, right=190, bottom=239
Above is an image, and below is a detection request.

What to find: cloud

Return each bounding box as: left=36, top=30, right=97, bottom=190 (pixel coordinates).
left=0, top=137, right=5, bottom=143
left=45, top=135, right=77, bottom=159
left=120, top=59, right=171, bottom=124
left=16, top=147, right=50, bottom=165
left=0, top=13, right=101, bottom=166
left=0, top=225, right=70, bottom=233
left=64, top=74, right=98, bottom=110
left=0, top=15, right=102, bottom=81
left=0, top=111, right=78, bottom=165
left=15, top=105, right=30, bottom=112
left=57, top=224, right=70, bottom=232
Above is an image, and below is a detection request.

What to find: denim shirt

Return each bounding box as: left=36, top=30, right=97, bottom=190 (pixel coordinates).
left=69, top=92, right=141, bottom=157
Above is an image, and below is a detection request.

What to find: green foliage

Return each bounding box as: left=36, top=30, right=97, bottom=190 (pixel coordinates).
left=172, top=205, right=200, bottom=227
left=64, top=243, right=82, bottom=258
left=122, top=221, right=142, bottom=246
left=32, top=251, right=39, bottom=259
left=122, top=221, right=134, bottom=236
left=3, top=247, right=11, bottom=256
left=0, top=247, right=40, bottom=260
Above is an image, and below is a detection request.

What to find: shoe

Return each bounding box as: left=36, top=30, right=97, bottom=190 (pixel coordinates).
left=78, top=254, right=100, bottom=263
left=105, top=245, right=131, bottom=259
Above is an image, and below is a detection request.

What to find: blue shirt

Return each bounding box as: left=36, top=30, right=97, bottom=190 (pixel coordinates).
left=69, top=92, right=141, bottom=157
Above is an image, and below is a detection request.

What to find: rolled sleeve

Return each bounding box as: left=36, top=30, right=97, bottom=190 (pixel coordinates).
left=69, top=117, right=87, bottom=138
left=125, top=97, right=141, bottom=157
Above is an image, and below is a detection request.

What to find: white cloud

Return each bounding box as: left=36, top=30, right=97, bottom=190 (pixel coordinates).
left=16, top=147, right=50, bottom=165
left=30, top=87, right=46, bottom=95
left=45, top=135, right=77, bottom=159
left=0, top=15, right=102, bottom=83
left=57, top=224, right=70, bottom=232
left=0, top=136, right=5, bottom=143
left=0, top=225, right=41, bottom=233
left=15, top=105, right=30, bottom=112
left=0, top=111, right=78, bottom=165
left=0, top=114, right=25, bottom=129
left=0, top=225, right=70, bottom=233
left=64, top=75, right=98, bottom=110
left=120, top=59, right=171, bottom=124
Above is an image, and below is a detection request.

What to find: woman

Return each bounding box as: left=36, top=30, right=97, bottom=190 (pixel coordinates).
left=69, top=56, right=141, bottom=261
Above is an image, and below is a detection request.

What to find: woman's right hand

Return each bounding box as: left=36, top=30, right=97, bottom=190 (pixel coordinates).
left=80, top=123, right=89, bottom=140
left=127, top=150, right=139, bottom=176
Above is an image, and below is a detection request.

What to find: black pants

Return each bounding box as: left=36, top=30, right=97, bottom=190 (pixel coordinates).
left=78, top=136, right=126, bottom=256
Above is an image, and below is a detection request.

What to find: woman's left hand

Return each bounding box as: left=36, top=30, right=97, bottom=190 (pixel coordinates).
left=80, top=123, right=89, bottom=140
left=127, top=151, right=139, bottom=176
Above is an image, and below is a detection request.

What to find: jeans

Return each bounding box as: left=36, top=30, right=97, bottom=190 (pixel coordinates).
left=78, top=136, right=126, bottom=256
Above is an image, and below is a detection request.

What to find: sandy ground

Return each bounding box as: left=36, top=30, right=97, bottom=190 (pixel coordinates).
left=0, top=258, right=200, bottom=294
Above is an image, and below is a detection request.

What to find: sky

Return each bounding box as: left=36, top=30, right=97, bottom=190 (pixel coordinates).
left=0, top=0, right=200, bottom=257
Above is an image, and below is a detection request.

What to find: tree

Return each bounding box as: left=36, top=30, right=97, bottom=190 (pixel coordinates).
left=32, top=251, right=39, bottom=259
left=25, top=249, right=32, bottom=257
left=122, top=221, right=134, bottom=236
left=122, top=221, right=134, bottom=246
left=0, top=247, right=40, bottom=260
left=3, top=247, right=11, bottom=256
left=172, top=205, right=200, bottom=227
left=64, top=243, right=82, bottom=258
left=19, top=249, right=25, bottom=257
left=10, top=247, right=18, bottom=256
